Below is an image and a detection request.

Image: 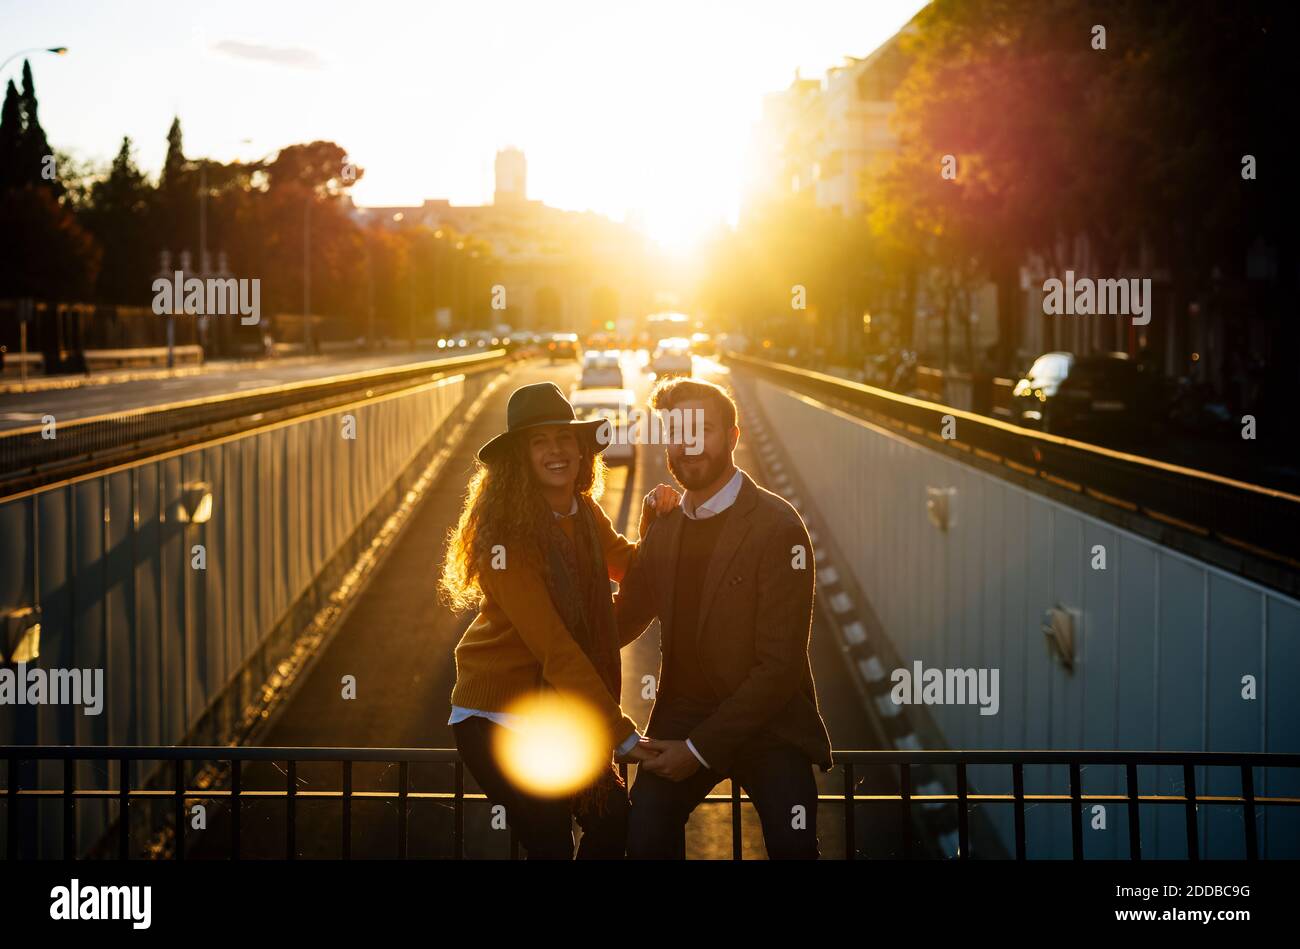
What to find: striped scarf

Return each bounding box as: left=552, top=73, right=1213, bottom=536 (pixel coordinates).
left=541, top=496, right=624, bottom=818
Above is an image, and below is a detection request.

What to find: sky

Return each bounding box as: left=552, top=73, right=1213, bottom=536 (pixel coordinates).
left=3, top=0, right=927, bottom=252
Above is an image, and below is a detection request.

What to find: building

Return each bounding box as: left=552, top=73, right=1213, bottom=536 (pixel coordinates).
left=352, top=149, right=652, bottom=333
left=746, top=25, right=913, bottom=218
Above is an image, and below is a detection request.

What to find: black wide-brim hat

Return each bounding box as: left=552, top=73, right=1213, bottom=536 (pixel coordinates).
left=477, top=381, right=609, bottom=464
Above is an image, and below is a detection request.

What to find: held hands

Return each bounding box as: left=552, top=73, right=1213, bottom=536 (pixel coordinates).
left=616, top=738, right=663, bottom=765
left=639, top=482, right=682, bottom=539
left=638, top=739, right=701, bottom=782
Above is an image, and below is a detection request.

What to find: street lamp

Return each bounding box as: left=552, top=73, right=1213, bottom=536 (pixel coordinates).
left=0, top=47, right=68, bottom=76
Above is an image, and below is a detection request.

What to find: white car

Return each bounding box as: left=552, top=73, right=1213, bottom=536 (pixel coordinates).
left=569, top=387, right=636, bottom=465
left=650, top=339, right=692, bottom=377
left=579, top=350, right=624, bottom=389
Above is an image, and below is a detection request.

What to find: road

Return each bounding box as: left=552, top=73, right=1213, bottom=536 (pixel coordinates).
left=0, top=349, right=482, bottom=431
left=186, top=352, right=908, bottom=859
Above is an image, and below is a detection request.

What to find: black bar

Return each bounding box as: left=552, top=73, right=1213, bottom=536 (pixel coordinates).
left=843, top=763, right=855, bottom=861
left=453, top=761, right=464, bottom=860
left=509, top=827, right=519, bottom=861
left=1241, top=764, right=1258, bottom=861
left=3, top=745, right=1297, bottom=767
left=1183, top=763, right=1199, bottom=861
left=118, top=758, right=130, bottom=859
left=1126, top=762, right=1141, bottom=861
left=899, top=763, right=912, bottom=860
left=6, top=757, right=16, bottom=860
left=174, top=759, right=185, bottom=861
left=287, top=760, right=297, bottom=860
left=956, top=763, right=969, bottom=859
left=63, top=757, right=75, bottom=859
left=342, top=760, right=352, bottom=860
left=731, top=781, right=742, bottom=860
left=1069, top=762, right=1083, bottom=860
left=398, top=761, right=409, bottom=860
left=230, top=758, right=241, bottom=861
left=1012, top=763, right=1026, bottom=860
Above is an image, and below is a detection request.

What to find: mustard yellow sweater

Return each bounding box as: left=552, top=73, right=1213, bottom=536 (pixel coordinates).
left=449, top=495, right=640, bottom=749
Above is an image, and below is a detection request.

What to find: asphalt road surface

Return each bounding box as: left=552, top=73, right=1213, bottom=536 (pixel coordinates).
left=0, top=349, right=476, bottom=432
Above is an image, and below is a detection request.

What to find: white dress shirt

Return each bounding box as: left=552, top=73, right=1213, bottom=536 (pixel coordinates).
left=676, top=466, right=744, bottom=769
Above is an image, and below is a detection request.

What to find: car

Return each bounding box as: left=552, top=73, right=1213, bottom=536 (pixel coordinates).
left=546, top=333, right=580, bottom=362
left=1011, top=351, right=1163, bottom=440
left=568, top=387, right=636, bottom=465
left=650, top=338, right=692, bottom=377
left=579, top=350, right=624, bottom=388
left=689, top=332, right=716, bottom=357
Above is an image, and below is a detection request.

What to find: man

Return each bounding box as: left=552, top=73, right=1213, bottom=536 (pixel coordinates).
left=616, top=377, right=832, bottom=859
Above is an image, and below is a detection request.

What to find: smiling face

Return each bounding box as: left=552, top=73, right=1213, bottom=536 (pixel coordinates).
left=525, top=423, right=583, bottom=495
left=665, top=397, right=736, bottom=492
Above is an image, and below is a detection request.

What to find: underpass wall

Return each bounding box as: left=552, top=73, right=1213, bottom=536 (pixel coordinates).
left=0, top=371, right=477, bottom=856
left=751, top=377, right=1300, bottom=859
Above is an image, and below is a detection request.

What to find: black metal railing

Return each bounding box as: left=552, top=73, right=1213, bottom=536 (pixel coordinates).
left=0, top=349, right=511, bottom=497
left=4, top=746, right=1297, bottom=860
left=727, top=352, right=1300, bottom=584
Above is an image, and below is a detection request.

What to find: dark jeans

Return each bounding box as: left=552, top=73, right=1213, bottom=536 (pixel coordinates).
left=626, top=697, right=820, bottom=860
left=453, top=715, right=628, bottom=859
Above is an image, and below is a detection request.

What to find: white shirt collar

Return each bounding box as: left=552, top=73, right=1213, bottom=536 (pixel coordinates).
left=552, top=496, right=579, bottom=518
left=683, top=467, right=744, bottom=520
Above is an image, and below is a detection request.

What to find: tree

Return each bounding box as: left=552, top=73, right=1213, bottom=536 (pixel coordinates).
left=0, top=185, right=100, bottom=300
left=17, top=60, right=61, bottom=197
left=0, top=80, right=21, bottom=190
left=83, top=137, right=156, bottom=304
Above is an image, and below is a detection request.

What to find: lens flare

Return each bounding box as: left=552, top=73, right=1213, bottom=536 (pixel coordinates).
left=491, top=693, right=608, bottom=797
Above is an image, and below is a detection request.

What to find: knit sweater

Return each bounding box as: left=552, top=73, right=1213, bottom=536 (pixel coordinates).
left=449, top=494, right=641, bottom=750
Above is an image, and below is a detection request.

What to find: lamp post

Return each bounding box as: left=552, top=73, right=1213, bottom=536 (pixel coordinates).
left=304, top=195, right=314, bottom=354
left=198, top=138, right=252, bottom=356
left=0, top=46, right=67, bottom=76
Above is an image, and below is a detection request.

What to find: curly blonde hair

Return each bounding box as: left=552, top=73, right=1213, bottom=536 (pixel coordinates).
left=438, top=433, right=606, bottom=613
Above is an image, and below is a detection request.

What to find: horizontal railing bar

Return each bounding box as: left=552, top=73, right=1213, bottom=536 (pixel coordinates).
left=727, top=352, right=1297, bottom=503
left=6, top=788, right=1300, bottom=807
left=0, top=350, right=506, bottom=440
left=3, top=746, right=1296, bottom=766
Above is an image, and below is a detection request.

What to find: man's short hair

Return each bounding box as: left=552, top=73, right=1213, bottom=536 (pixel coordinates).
left=649, top=376, right=738, bottom=430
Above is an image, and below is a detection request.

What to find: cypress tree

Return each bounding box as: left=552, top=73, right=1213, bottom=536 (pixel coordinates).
left=18, top=60, right=61, bottom=195
left=0, top=80, right=20, bottom=190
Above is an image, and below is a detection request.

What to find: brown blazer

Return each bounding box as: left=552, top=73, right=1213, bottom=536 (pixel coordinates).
left=615, top=468, right=833, bottom=773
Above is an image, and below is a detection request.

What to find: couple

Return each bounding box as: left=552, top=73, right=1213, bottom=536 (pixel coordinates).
left=439, top=375, right=831, bottom=859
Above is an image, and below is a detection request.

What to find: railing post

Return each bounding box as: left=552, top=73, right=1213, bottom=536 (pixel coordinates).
left=1241, top=764, right=1258, bottom=861
left=119, top=757, right=130, bottom=859
left=843, top=763, right=855, bottom=861
left=956, top=763, right=969, bottom=860
left=342, top=760, right=352, bottom=860
left=230, top=758, right=241, bottom=860
left=398, top=761, right=409, bottom=860
left=6, top=757, right=16, bottom=860
left=287, top=759, right=297, bottom=860
left=174, top=759, right=186, bottom=861
left=899, top=763, right=912, bottom=860
left=1012, top=763, right=1026, bottom=860
left=1069, top=762, right=1083, bottom=860
left=63, top=757, right=76, bottom=860
left=731, top=781, right=742, bottom=860
left=1183, top=763, right=1199, bottom=861
left=454, top=761, right=464, bottom=860
left=1125, top=762, right=1141, bottom=861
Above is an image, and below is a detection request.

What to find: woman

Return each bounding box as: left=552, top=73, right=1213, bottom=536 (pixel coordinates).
left=439, top=380, right=678, bottom=858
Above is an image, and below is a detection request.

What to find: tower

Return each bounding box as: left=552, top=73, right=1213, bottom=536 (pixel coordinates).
left=494, top=147, right=527, bottom=206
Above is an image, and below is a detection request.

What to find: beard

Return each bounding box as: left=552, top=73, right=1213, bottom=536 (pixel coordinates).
left=667, top=448, right=729, bottom=492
